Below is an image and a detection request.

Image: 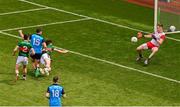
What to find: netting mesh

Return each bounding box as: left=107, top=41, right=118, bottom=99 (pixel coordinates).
left=158, top=0, right=180, bottom=32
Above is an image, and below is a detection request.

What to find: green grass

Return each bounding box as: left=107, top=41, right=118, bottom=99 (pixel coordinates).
left=0, top=0, right=180, bottom=106
left=0, top=0, right=38, bottom=13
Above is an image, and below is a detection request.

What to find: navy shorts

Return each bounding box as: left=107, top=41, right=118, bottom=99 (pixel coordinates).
left=30, top=53, right=42, bottom=60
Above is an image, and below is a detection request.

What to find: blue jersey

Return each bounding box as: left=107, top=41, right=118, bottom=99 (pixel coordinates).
left=47, top=84, right=65, bottom=107
left=30, top=34, right=45, bottom=54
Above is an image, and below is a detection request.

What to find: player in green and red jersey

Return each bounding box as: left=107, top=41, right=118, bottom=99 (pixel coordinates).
left=13, top=34, right=35, bottom=81
left=40, top=40, right=68, bottom=76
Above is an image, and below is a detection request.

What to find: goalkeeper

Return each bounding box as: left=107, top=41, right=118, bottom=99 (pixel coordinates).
left=136, top=24, right=166, bottom=65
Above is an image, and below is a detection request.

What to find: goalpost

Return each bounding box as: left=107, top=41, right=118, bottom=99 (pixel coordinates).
left=154, top=0, right=158, bottom=33
left=154, top=0, right=180, bottom=34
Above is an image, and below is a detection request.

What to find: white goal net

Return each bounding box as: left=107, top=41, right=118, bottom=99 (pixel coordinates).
left=155, top=0, right=180, bottom=34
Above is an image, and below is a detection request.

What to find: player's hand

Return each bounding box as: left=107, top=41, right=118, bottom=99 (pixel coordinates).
left=137, top=32, right=143, bottom=39
left=18, top=30, right=22, bottom=33
left=63, top=50, right=68, bottom=53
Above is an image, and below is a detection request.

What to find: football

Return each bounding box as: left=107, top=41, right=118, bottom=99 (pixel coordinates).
left=131, top=36, right=138, bottom=42
left=169, top=26, right=176, bottom=32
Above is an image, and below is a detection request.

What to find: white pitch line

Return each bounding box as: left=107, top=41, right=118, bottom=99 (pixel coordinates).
left=17, top=0, right=148, bottom=33
left=19, top=0, right=180, bottom=42
left=166, top=36, right=180, bottom=42
left=0, top=31, right=180, bottom=84
left=166, top=31, right=180, bottom=34
left=0, top=7, right=49, bottom=16
left=18, top=0, right=89, bottom=18
left=0, top=31, right=21, bottom=39
left=0, top=18, right=91, bottom=32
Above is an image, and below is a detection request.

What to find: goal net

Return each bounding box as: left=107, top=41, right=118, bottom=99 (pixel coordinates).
left=155, top=0, right=180, bottom=34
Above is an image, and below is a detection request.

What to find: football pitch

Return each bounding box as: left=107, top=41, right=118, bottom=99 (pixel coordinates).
left=0, top=0, right=180, bottom=106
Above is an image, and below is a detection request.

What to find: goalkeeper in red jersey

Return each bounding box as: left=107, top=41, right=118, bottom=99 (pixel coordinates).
left=136, top=24, right=166, bottom=65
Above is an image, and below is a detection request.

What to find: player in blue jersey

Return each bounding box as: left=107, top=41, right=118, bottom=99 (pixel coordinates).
left=46, top=76, right=66, bottom=107
left=19, top=29, right=47, bottom=77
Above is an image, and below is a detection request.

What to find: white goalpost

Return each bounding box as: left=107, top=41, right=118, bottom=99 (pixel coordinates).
left=154, top=0, right=158, bottom=33
left=154, top=0, right=180, bottom=34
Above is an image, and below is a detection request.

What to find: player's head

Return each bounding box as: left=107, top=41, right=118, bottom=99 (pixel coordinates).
left=46, top=40, right=52, bottom=46
left=23, top=34, right=29, bottom=40
left=157, top=24, right=163, bottom=33
left=53, top=76, right=59, bottom=83
left=36, top=28, right=43, bottom=35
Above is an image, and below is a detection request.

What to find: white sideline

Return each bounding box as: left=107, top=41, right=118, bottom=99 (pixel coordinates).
left=0, top=8, right=48, bottom=16
left=18, top=0, right=180, bottom=42
left=0, top=31, right=21, bottom=39
left=166, top=36, right=180, bottom=42
left=0, top=18, right=91, bottom=32
left=0, top=31, right=180, bottom=84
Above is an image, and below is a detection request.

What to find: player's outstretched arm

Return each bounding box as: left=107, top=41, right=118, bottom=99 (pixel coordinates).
left=144, top=34, right=153, bottom=38
left=54, top=48, right=68, bottom=54
left=18, top=30, right=24, bottom=39
left=137, top=32, right=152, bottom=39
left=13, top=46, right=19, bottom=56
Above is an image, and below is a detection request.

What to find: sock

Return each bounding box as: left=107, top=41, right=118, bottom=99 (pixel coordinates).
left=139, top=53, right=143, bottom=58
left=15, top=70, right=19, bottom=76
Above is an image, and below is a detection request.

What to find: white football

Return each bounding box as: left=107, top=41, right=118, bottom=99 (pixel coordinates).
left=169, top=26, right=176, bottom=32
left=131, top=36, right=138, bottom=42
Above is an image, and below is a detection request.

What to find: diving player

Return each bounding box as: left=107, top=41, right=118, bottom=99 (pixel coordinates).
left=136, top=24, right=166, bottom=65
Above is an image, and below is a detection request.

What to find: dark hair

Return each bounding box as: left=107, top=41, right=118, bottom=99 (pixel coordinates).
left=157, top=24, right=163, bottom=28
left=23, top=34, right=29, bottom=40
left=36, top=28, right=42, bottom=33
left=53, top=76, right=59, bottom=83
left=46, top=40, right=52, bottom=46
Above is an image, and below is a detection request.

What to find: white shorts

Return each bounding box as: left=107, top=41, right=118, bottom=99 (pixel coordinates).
left=141, top=42, right=158, bottom=50
left=16, top=56, right=28, bottom=65
left=40, top=53, right=51, bottom=65
left=141, top=43, right=149, bottom=50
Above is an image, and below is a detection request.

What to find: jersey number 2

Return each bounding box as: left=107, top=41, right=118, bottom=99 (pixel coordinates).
left=21, top=46, right=28, bottom=52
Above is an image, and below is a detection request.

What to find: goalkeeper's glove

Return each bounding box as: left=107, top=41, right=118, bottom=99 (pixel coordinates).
left=137, top=32, right=143, bottom=39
